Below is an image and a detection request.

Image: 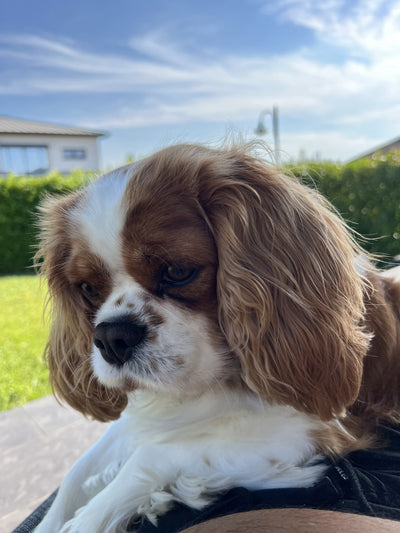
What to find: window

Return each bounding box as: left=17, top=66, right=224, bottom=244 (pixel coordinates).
left=64, top=149, right=86, bottom=160
left=0, top=145, right=49, bottom=175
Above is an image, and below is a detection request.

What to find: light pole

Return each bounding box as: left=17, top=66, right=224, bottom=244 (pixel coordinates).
left=254, top=105, right=280, bottom=164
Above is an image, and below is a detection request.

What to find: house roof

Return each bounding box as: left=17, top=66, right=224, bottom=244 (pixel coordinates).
left=350, top=135, right=400, bottom=162
left=0, top=116, right=106, bottom=137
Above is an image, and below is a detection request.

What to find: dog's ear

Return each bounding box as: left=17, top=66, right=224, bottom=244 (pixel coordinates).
left=199, top=147, right=370, bottom=420
left=35, top=193, right=127, bottom=422
left=350, top=268, right=400, bottom=423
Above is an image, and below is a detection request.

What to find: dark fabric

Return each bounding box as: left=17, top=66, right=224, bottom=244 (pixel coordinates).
left=14, top=423, right=400, bottom=533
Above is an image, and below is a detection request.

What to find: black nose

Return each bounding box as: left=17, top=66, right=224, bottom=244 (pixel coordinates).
left=93, top=320, right=147, bottom=367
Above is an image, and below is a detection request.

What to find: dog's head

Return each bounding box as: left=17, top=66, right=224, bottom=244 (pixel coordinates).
left=37, top=144, right=370, bottom=422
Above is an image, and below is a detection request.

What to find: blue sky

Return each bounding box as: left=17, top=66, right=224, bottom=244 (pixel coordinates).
left=1, top=0, right=400, bottom=167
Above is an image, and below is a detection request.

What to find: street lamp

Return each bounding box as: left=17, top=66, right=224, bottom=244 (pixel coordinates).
left=254, top=106, right=280, bottom=163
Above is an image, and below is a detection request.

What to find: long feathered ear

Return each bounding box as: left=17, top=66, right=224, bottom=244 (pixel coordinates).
left=350, top=267, right=400, bottom=422
left=199, top=146, right=371, bottom=420
left=35, top=192, right=127, bottom=422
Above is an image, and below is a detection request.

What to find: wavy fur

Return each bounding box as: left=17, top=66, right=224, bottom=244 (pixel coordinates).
left=33, top=143, right=400, bottom=533
left=35, top=144, right=400, bottom=423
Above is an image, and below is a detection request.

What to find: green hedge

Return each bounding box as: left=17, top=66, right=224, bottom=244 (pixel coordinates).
left=0, top=171, right=91, bottom=274
left=288, top=152, right=400, bottom=260
left=1, top=154, right=400, bottom=274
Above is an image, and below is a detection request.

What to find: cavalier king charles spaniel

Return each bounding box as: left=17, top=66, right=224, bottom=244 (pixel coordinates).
left=34, top=143, right=400, bottom=533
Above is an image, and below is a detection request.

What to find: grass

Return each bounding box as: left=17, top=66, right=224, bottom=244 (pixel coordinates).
left=0, top=275, right=51, bottom=411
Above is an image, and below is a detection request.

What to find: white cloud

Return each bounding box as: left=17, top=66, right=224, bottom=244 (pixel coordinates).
left=264, top=0, right=400, bottom=59
left=128, top=30, right=198, bottom=67
left=0, top=34, right=196, bottom=84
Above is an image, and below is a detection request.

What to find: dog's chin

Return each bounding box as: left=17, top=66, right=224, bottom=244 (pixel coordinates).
left=91, top=349, right=132, bottom=389
left=91, top=349, right=159, bottom=392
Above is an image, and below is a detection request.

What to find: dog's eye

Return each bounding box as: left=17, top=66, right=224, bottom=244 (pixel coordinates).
left=79, top=282, right=100, bottom=300
left=163, top=266, right=198, bottom=286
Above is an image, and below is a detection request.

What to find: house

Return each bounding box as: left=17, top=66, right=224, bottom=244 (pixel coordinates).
left=350, top=135, right=400, bottom=162
left=0, top=117, right=106, bottom=176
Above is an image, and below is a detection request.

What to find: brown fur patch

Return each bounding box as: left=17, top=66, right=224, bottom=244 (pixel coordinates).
left=350, top=269, right=400, bottom=423
left=114, top=296, right=125, bottom=307
left=142, top=304, right=165, bottom=328
left=120, top=159, right=219, bottom=317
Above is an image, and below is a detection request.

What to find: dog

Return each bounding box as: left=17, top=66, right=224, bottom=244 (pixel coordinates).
left=34, top=143, right=400, bottom=532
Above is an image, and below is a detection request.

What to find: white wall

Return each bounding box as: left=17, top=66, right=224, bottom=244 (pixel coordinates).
left=0, top=133, right=101, bottom=174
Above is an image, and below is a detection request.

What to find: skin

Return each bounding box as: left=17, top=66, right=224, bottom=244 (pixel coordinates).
left=181, top=509, right=400, bottom=533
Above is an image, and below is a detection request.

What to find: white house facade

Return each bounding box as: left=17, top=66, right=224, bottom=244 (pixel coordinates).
left=0, top=117, right=106, bottom=175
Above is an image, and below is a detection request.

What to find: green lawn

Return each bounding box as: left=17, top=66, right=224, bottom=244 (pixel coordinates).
left=0, top=275, right=51, bottom=411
